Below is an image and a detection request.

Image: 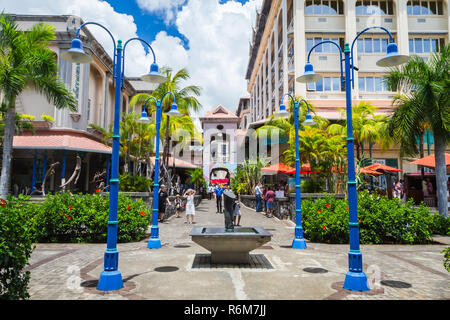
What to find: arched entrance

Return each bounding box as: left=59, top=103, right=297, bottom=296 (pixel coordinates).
left=210, top=167, right=230, bottom=185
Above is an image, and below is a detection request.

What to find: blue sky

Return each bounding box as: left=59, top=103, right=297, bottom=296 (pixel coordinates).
left=103, top=0, right=251, bottom=51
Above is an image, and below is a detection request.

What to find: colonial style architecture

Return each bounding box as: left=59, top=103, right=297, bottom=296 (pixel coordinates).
left=200, top=105, right=243, bottom=186
left=236, top=96, right=251, bottom=130
left=245, top=0, right=449, bottom=172
left=7, top=14, right=155, bottom=195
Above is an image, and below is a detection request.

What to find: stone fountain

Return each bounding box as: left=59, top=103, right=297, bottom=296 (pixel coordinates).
left=190, top=189, right=272, bottom=264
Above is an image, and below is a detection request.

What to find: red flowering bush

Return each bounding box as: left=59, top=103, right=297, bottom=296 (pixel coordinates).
left=0, top=195, right=35, bottom=299
left=27, top=192, right=151, bottom=243
left=299, top=191, right=446, bottom=244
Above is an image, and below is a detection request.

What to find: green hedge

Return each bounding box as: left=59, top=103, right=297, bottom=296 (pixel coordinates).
left=0, top=196, right=34, bottom=300
left=301, top=191, right=449, bottom=244
left=26, top=192, right=151, bottom=243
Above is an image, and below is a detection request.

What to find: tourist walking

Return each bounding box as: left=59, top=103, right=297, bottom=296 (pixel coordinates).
left=208, top=184, right=214, bottom=200
left=183, top=189, right=196, bottom=224
left=233, top=194, right=241, bottom=226
left=394, top=180, right=402, bottom=199
left=158, top=185, right=171, bottom=222
left=265, top=186, right=276, bottom=218
left=262, top=185, right=268, bottom=213
left=214, top=184, right=224, bottom=213
left=255, top=183, right=262, bottom=212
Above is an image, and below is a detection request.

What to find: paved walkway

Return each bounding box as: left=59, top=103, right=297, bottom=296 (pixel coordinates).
left=26, top=198, right=450, bottom=300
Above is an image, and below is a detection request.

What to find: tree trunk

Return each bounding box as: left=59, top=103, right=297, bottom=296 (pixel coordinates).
left=0, top=107, right=16, bottom=200
left=434, top=134, right=448, bottom=217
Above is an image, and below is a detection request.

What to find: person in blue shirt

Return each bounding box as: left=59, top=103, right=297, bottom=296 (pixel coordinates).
left=255, top=182, right=263, bottom=212
left=214, top=184, right=224, bottom=213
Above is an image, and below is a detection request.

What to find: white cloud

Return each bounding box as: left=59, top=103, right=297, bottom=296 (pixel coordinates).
left=2, top=0, right=263, bottom=129
left=136, top=0, right=187, bottom=25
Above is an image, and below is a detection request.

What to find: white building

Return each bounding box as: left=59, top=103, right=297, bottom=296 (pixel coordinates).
left=245, top=0, right=449, bottom=170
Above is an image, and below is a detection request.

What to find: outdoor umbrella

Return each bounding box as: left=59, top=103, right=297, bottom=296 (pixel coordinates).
left=261, top=163, right=296, bottom=174
left=359, top=167, right=383, bottom=176
left=364, top=163, right=403, bottom=173
left=285, top=163, right=312, bottom=174
left=409, top=153, right=450, bottom=168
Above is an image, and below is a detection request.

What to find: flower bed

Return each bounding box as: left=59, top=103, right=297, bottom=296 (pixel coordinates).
left=22, top=192, right=151, bottom=243
left=301, top=191, right=449, bottom=244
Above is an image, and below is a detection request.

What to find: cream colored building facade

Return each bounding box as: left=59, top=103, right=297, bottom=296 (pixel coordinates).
left=246, top=0, right=449, bottom=171
left=6, top=14, right=155, bottom=195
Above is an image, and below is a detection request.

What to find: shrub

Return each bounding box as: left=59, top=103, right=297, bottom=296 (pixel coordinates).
left=0, top=195, right=35, bottom=300
left=119, top=174, right=153, bottom=192
left=442, top=247, right=450, bottom=272
left=28, top=192, right=151, bottom=243
left=300, top=191, right=446, bottom=244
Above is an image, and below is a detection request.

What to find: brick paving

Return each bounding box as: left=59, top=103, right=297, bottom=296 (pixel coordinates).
left=25, top=198, right=450, bottom=300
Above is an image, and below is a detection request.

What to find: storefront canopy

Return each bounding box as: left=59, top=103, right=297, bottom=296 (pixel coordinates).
left=13, top=130, right=112, bottom=154
left=409, top=153, right=450, bottom=168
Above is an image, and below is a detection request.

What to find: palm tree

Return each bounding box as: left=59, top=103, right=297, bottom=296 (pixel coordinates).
left=129, top=67, right=201, bottom=187
left=385, top=45, right=449, bottom=217
left=187, top=168, right=205, bottom=192
left=327, top=101, right=391, bottom=160
left=0, top=15, right=77, bottom=199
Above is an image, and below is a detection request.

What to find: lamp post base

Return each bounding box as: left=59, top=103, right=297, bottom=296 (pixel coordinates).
left=147, top=238, right=162, bottom=249
left=292, top=238, right=307, bottom=249
left=343, top=271, right=370, bottom=291
left=97, top=270, right=123, bottom=291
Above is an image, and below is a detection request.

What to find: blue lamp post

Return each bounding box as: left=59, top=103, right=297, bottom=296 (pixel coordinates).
left=276, top=94, right=315, bottom=249
left=138, top=93, right=182, bottom=249
left=61, top=22, right=166, bottom=291
left=297, top=26, right=408, bottom=291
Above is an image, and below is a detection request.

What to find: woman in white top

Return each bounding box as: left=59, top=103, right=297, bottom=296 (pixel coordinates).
left=183, top=189, right=196, bottom=224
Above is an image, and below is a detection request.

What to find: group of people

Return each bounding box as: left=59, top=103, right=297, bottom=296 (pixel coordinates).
left=207, top=184, right=242, bottom=226
left=255, top=183, right=280, bottom=218
left=158, top=185, right=197, bottom=225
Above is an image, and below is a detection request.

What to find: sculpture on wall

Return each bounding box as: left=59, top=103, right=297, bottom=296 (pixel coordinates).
left=30, top=162, right=60, bottom=196
left=60, top=155, right=81, bottom=193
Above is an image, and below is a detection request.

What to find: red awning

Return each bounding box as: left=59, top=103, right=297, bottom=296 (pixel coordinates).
left=262, top=163, right=295, bottom=174
left=13, top=130, right=111, bottom=154
left=150, top=156, right=199, bottom=169
left=409, top=153, right=450, bottom=168
left=211, top=179, right=229, bottom=184
left=364, top=163, right=402, bottom=173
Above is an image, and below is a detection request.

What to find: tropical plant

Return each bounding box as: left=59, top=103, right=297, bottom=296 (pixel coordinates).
left=327, top=101, right=392, bottom=160
left=0, top=14, right=77, bottom=199
left=385, top=44, right=450, bottom=217
left=129, top=67, right=202, bottom=186
left=187, top=168, right=206, bottom=191
left=240, top=157, right=267, bottom=195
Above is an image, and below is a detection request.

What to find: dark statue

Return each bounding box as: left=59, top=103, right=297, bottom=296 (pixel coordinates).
left=223, top=189, right=236, bottom=232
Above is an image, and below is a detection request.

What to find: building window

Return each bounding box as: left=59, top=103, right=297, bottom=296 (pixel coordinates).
left=358, top=76, right=389, bottom=92
left=306, top=37, right=343, bottom=53
left=356, top=1, right=394, bottom=15
left=407, top=1, right=444, bottom=15
left=307, top=76, right=342, bottom=92
left=357, top=38, right=389, bottom=53
left=305, top=0, right=344, bottom=15
left=409, top=38, right=445, bottom=53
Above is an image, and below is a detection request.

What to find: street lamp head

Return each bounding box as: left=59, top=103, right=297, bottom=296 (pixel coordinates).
left=276, top=103, right=290, bottom=118
left=60, top=38, right=93, bottom=64
left=302, top=113, right=316, bottom=126
left=166, top=103, right=182, bottom=117
left=141, top=63, right=167, bottom=84
left=376, top=43, right=409, bottom=67
left=138, top=110, right=151, bottom=123
left=296, top=63, right=323, bottom=83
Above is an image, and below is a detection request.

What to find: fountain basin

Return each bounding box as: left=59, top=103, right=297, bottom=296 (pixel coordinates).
left=190, top=226, right=272, bottom=264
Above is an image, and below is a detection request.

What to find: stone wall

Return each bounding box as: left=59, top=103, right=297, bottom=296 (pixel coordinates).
left=240, top=193, right=345, bottom=222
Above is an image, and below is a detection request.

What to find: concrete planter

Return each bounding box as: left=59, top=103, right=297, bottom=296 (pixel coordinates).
left=240, top=193, right=345, bottom=222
